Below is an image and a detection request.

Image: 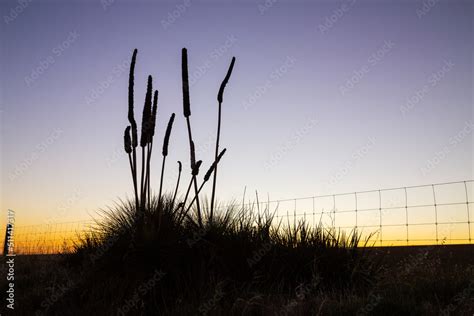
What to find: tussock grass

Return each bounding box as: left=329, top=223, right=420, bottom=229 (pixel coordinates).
left=62, top=196, right=381, bottom=315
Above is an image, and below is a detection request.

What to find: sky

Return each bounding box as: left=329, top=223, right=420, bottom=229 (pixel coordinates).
left=0, top=0, right=473, bottom=229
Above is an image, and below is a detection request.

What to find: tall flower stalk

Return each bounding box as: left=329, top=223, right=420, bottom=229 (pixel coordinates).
left=210, top=57, right=236, bottom=220
left=122, top=48, right=237, bottom=229
left=127, top=49, right=139, bottom=211
left=181, top=48, right=202, bottom=225
left=124, top=126, right=134, bottom=196
left=158, top=113, right=175, bottom=209
left=146, top=90, right=159, bottom=210
left=124, top=50, right=166, bottom=215
left=171, top=161, right=182, bottom=208
left=140, top=76, right=153, bottom=210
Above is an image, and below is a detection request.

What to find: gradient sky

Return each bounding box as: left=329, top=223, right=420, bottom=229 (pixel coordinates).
left=0, top=0, right=472, bottom=226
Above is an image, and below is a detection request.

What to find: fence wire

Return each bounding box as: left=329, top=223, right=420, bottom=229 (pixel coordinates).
left=2, top=180, right=473, bottom=254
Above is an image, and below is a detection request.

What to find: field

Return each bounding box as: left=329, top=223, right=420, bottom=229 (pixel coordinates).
left=1, top=205, right=473, bottom=316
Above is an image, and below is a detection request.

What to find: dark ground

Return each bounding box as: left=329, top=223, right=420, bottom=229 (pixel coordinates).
left=0, top=244, right=472, bottom=315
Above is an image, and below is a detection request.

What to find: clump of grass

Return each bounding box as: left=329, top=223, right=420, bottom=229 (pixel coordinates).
left=74, top=48, right=380, bottom=314
left=67, top=197, right=380, bottom=315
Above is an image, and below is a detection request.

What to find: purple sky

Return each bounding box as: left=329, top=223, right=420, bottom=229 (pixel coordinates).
left=0, top=0, right=472, bottom=225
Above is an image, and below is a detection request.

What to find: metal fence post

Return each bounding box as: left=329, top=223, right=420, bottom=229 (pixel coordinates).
left=294, top=199, right=297, bottom=228
left=432, top=184, right=439, bottom=244
left=354, top=192, right=358, bottom=230
left=464, top=181, right=471, bottom=244
left=332, top=195, right=336, bottom=230
left=405, top=187, right=409, bottom=245
left=378, top=190, right=382, bottom=246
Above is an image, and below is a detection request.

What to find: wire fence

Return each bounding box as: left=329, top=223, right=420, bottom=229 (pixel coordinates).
left=2, top=180, right=473, bottom=254
left=239, top=180, right=473, bottom=246
left=2, top=221, right=96, bottom=255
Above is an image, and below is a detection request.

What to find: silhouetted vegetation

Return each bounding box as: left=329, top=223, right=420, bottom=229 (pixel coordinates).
left=70, top=197, right=380, bottom=315
left=4, top=48, right=472, bottom=316
left=4, top=201, right=473, bottom=315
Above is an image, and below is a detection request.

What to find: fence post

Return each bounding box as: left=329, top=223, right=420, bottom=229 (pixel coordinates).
left=354, top=192, right=358, bottom=230
left=432, top=184, right=439, bottom=244
left=294, top=199, right=297, bottom=229
left=464, top=181, right=471, bottom=244
left=405, top=187, right=409, bottom=245
left=332, top=195, right=336, bottom=230
left=378, top=190, right=382, bottom=246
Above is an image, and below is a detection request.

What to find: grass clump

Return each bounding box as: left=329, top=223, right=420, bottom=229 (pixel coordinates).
left=61, top=48, right=377, bottom=314
left=58, top=197, right=380, bottom=315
